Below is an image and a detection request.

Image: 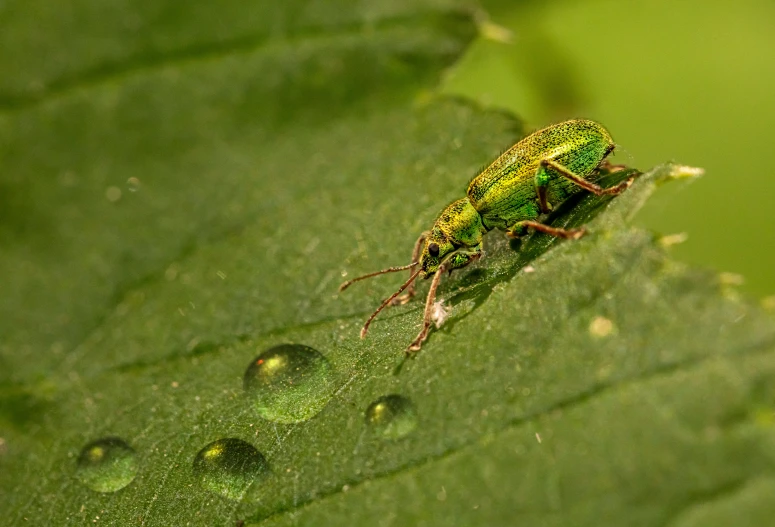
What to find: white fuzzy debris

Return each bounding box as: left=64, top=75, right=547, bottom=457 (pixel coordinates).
left=668, top=165, right=704, bottom=179
left=431, top=301, right=449, bottom=329
left=478, top=20, right=514, bottom=43
left=719, top=272, right=745, bottom=286
left=658, top=232, right=689, bottom=247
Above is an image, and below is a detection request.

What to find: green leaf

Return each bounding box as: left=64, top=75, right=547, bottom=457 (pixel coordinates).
left=2, top=2, right=774, bottom=526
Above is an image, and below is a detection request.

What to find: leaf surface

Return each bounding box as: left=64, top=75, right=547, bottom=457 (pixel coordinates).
left=1, top=2, right=774, bottom=526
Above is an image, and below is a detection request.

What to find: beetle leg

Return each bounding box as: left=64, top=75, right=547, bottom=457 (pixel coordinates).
left=360, top=268, right=423, bottom=339
left=599, top=159, right=627, bottom=173
left=392, top=231, right=429, bottom=305
left=541, top=158, right=633, bottom=195
left=407, top=248, right=482, bottom=353
left=406, top=265, right=445, bottom=353
left=507, top=220, right=585, bottom=240
left=447, top=245, right=483, bottom=273
left=533, top=164, right=553, bottom=214
left=506, top=223, right=528, bottom=239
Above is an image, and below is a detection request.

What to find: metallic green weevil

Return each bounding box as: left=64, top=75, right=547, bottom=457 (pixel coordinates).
left=340, top=119, right=633, bottom=353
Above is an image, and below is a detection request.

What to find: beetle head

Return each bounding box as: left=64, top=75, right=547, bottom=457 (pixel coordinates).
left=419, top=230, right=454, bottom=278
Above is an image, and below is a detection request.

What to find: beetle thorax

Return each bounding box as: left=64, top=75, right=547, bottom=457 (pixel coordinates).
left=419, top=198, right=486, bottom=277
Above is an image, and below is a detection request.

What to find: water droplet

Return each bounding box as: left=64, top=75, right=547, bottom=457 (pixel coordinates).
left=75, top=437, right=138, bottom=492
left=365, top=395, right=417, bottom=440
left=243, top=344, right=334, bottom=424
left=193, top=438, right=268, bottom=500
left=126, top=176, right=141, bottom=192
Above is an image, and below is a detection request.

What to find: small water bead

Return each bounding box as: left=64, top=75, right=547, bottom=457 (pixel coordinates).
left=365, top=395, right=417, bottom=440
left=193, top=438, right=269, bottom=500
left=126, top=176, right=141, bottom=192
left=75, top=437, right=138, bottom=492
left=243, top=344, right=334, bottom=424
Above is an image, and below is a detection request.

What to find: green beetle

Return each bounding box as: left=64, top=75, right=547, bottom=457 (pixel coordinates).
left=340, top=119, right=634, bottom=353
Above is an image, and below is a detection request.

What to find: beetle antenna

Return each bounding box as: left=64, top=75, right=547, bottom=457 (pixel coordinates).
left=360, top=267, right=422, bottom=339
left=339, top=262, right=418, bottom=292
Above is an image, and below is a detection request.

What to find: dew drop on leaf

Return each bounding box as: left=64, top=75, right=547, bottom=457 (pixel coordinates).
left=192, top=438, right=269, bottom=500
left=243, top=344, right=334, bottom=423
left=75, top=437, right=138, bottom=493
left=365, top=394, right=417, bottom=440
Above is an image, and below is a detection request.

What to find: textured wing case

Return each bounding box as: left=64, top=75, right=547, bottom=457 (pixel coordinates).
left=467, top=120, right=614, bottom=230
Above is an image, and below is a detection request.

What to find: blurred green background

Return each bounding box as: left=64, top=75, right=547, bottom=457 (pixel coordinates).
left=444, top=0, right=775, bottom=297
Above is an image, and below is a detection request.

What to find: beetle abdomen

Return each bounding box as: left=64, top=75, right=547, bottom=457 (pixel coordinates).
left=467, top=119, right=614, bottom=230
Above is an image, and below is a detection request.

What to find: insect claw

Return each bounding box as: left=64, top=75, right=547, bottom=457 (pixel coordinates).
left=600, top=159, right=628, bottom=173
left=603, top=176, right=636, bottom=196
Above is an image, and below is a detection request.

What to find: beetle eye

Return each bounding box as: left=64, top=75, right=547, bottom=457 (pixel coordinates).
left=428, top=242, right=440, bottom=257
